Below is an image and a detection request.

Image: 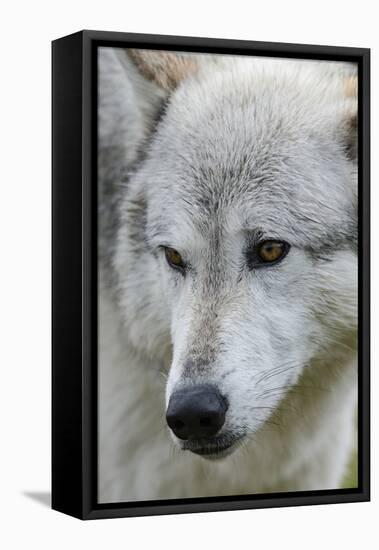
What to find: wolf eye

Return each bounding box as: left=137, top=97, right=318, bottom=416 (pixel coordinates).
left=257, top=240, right=289, bottom=264
left=164, top=247, right=185, bottom=272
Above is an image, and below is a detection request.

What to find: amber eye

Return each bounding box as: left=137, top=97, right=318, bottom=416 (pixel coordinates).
left=164, top=247, right=185, bottom=271
left=257, top=240, right=289, bottom=264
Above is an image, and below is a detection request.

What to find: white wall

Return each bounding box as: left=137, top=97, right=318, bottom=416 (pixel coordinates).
left=0, top=1, right=376, bottom=548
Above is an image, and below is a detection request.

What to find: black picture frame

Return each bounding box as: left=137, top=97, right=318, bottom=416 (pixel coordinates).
left=52, top=30, right=370, bottom=520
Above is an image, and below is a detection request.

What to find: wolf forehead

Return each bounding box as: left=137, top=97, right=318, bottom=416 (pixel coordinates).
left=130, top=59, right=357, bottom=249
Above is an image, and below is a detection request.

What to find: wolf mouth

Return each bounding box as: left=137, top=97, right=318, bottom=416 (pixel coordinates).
left=181, top=436, right=244, bottom=459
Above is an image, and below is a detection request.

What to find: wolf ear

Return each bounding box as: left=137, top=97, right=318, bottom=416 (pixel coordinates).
left=342, top=75, right=358, bottom=161
left=127, top=49, right=198, bottom=92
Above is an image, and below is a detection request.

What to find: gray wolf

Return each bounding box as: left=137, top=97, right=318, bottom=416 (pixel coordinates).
left=98, top=47, right=358, bottom=502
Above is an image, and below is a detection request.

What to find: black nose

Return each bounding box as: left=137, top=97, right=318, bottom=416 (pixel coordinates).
left=166, top=385, right=227, bottom=440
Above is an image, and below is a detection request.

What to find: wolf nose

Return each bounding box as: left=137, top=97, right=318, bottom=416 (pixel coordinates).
left=166, top=385, right=227, bottom=440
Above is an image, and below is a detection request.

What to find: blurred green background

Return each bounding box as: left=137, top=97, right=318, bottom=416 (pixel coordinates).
left=341, top=451, right=358, bottom=488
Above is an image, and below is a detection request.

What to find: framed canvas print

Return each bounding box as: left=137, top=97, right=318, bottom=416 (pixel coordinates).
left=52, top=30, right=370, bottom=519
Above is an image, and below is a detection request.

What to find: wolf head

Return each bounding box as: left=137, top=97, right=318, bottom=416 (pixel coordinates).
left=111, top=50, right=358, bottom=458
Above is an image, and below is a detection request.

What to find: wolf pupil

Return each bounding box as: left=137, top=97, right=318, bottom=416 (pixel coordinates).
left=258, top=241, right=287, bottom=263
left=164, top=247, right=185, bottom=270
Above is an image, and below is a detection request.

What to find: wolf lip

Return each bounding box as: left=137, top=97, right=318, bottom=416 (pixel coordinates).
left=182, top=437, right=242, bottom=459
left=191, top=444, right=233, bottom=457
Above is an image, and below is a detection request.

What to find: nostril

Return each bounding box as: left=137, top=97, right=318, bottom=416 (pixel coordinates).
left=199, top=416, right=212, bottom=427
left=173, top=419, right=185, bottom=430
